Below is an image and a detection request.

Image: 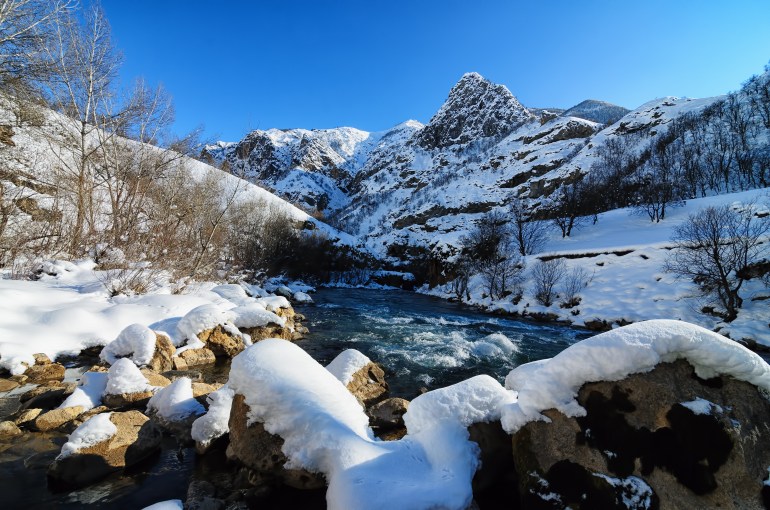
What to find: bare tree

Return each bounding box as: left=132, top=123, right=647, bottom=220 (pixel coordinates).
left=510, top=198, right=549, bottom=255
left=665, top=202, right=770, bottom=321
left=551, top=182, right=588, bottom=238
left=531, top=258, right=567, bottom=306
left=561, top=266, right=592, bottom=308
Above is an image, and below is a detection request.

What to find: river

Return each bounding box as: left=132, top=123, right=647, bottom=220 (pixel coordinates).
left=0, top=288, right=591, bottom=508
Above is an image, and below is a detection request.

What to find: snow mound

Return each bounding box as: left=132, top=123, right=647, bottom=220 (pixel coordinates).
left=228, top=339, right=514, bottom=510
left=59, top=371, right=108, bottom=410
left=100, top=323, right=157, bottom=366
left=501, top=319, right=770, bottom=433
left=58, top=412, right=116, bottom=459
left=209, top=284, right=254, bottom=306
left=256, top=295, right=291, bottom=312
left=191, top=385, right=234, bottom=447
left=293, top=291, right=313, bottom=304
left=326, top=349, right=371, bottom=385
left=176, top=304, right=236, bottom=341
left=105, top=358, right=153, bottom=395
left=147, top=377, right=206, bottom=422
left=142, top=500, right=183, bottom=510
left=231, top=303, right=285, bottom=329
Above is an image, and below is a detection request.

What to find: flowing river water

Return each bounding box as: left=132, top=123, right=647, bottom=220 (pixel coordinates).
left=0, top=288, right=592, bottom=508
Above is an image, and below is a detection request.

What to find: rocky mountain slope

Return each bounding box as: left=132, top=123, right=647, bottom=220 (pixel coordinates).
left=206, top=69, right=767, bottom=266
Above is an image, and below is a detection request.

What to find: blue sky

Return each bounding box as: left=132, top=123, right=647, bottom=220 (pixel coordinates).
left=102, top=0, right=770, bottom=142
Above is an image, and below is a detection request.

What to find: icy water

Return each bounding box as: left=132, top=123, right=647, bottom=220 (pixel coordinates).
left=295, top=288, right=592, bottom=398
left=0, top=288, right=590, bottom=508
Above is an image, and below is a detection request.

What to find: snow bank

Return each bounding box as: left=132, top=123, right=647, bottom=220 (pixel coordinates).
left=58, top=413, right=116, bottom=459
left=191, top=385, right=234, bottom=446
left=231, top=304, right=285, bottom=329
left=228, top=339, right=513, bottom=510
left=100, top=323, right=157, bottom=366
left=501, top=319, right=770, bottom=433
left=146, top=377, right=205, bottom=422
left=105, top=358, right=153, bottom=395
left=59, top=371, right=108, bottom=410
left=326, top=349, right=371, bottom=385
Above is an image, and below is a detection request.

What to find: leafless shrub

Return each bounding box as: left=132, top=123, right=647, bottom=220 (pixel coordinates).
left=531, top=258, right=567, bottom=306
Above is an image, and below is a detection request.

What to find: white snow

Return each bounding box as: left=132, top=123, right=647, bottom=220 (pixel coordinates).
left=104, top=358, right=153, bottom=395
left=141, top=500, right=183, bottom=510
left=146, top=377, right=206, bottom=422
left=228, top=339, right=514, bottom=510
left=59, top=371, right=109, bottom=411
left=100, top=323, right=158, bottom=367
left=593, top=473, right=655, bottom=509
left=501, top=320, right=770, bottom=433
left=176, top=304, right=237, bottom=344
left=680, top=397, right=723, bottom=416
left=190, top=385, right=235, bottom=446
left=231, top=303, right=285, bottom=329
left=57, top=412, right=117, bottom=459
left=293, top=291, right=314, bottom=304
left=256, top=295, right=291, bottom=312
left=325, top=349, right=371, bottom=385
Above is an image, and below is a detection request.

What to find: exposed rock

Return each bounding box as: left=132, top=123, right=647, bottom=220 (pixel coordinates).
left=178, top=348, right=217, bottom=368
left=367, top=397, right=409, bottom=429
left=162, top=370, right=203, bottom=382
left=70, top=405, right=110, bottom=429
left=102, top=389, right=155, bottom=409
left=226, top=394, right=325, bottom=490
left=0, top=124, right=14, bottom=146
left=33, top=406, right=84, bottom=431
left=242, top=324, right=292, bottom=342
left=14, top=408, right=42, bottom=426
left=192, top=382, right=222, bottom=399
left=147, top=334, right=176, bottom=372
left=0, top=378, right=20, bottom=392
left=584, top=318, right=613, bottom=331
left=0, top=420, right=22, bottom=438
left=9, top=374, right=28, bottom=384
left=186, top=479, right=226, bottom=510
left=346, top=362, right=389, bottom=406
left=25, top=361, right=65, bottom=384
left=172, top=357, right=189, bottom=371
left=33, top=353, right=52, bottom=365
left=21, top=384, right=75, bottom=410
left=199, top=325, right=245, bottom=358
left=509, top=360, right=770, bottom=509
left=140, top=368, right=171, bottom=387
left=48, top=410, right=163, bottom=488
left=469, top=421, right=514, bottom=492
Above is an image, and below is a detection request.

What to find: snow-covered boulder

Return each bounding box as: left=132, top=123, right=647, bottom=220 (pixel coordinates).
left=48, top=411, right=163, bottom=488
left=501, top=320, right=770, bottom=509
left=191, top=385, right=234, bottom=454
left=146, top=377, right=206, bottom=443
left=100, top=324, right=175, bottom=372
left=326, top=349, right=389, bottom=406
left=293, top=291, right=313, bottom=304
left=102, top=358, right=155, bottom=409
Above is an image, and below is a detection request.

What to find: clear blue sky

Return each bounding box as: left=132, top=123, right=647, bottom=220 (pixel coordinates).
left=102, top=0, right=770, bottom=142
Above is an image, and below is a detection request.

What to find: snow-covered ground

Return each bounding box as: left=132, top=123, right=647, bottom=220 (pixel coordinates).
left=0, top=260, right=287, bottom=374
left=423, top=188, right=770, bottom=346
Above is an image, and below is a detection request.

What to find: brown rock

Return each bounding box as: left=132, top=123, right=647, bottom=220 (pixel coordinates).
left=14, top=408, right=42, bottom=426
left=346, top=362, right=388, bottom=407
left=33, top=353, right=52, bottom=365
left=0, top=379, right=20, bottom=392
left=33, top=406, right=85, bottom=431
left=140, top=369, right=171, bottom=387
left=172, top=357, right=189, bottom=371
left=367, top=397, right=409, bottom=429
left=48, top=410, right=163, bottom=488
left=20, top=384, right=75, bottom=410
left=8, top=374, right=28, bottom=384
left=70, top=406, right=110, bottom=429
left=226, top=394, right=324, bottom=490
left=147, top=334, right=176, bottom=372
left=102, top=390, right=155, bottom=409
left=192, top=382, right=222, bottom=399
left=199, top=325, right=245, bottom=358
left=510, top=360, right=770, bottom=509
left=178, top=348, right=216, bottom=367
left=25, top=362, right=65, bottom=384
left=0, top=420, right=22, bottom=438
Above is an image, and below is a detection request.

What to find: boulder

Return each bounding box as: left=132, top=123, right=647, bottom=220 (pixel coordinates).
left=0, top=378, right=20, bottom=392
left=346, top=362, right=388, bottom=407
left=14, top=408, right=42, bottom=427
left=140, top=369, right=172, bottom=387
left=47, top=410, right=163, bottom=488
left=33, top=353, right=52, bottom=365
left=226, top=394, right=325, bottom=490
left=192, top=382, right=222, bottom=399
left=177, top=348, right=216, bottom=368
left=199, top=325, right=245, bottom=358
left=509, top=360, right=770, bottom=509
left=162, top=370, right=203, bottom=382
left=367, top=397, right=409, bottom=429
left=25, top=362, right=65, bottom=384
left=242, top=323, right=293, bottom=342
left=21, top=384, right=75, bottom=410
left=0, top=420, right=22, bottom=438
left=102, top=389, right=155, bottom=409
left=147, top=334, right=176, bottom=372
left=33, top=406, right=85, bottom=431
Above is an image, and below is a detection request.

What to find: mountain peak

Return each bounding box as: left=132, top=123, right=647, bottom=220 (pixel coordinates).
left=414, top=73, right=534, bottom=150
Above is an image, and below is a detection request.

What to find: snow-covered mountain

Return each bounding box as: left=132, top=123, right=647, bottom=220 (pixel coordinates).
left=206, top=70, right=767, bottom=267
